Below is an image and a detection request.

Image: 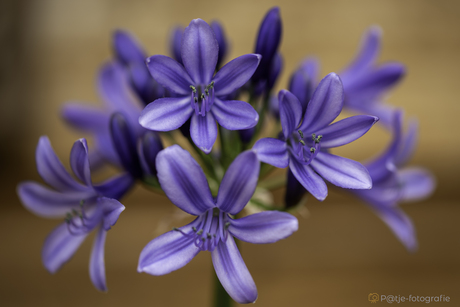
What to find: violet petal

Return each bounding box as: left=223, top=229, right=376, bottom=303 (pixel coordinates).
left=310, top=152, right=372, bottom=189
left=99, top=197, right=125, bottom=230
left=252, top=138, right=289, bottom=168
left=138, top=220, right=201, bottom=275
left=213, top=54, right=261, bottom=96
left=399, top=167, right=436, bottom=202
left=70, top=138, right=92, bottom=187
left=229, top=211, right=298, bottom=244
left=146, top=55, right=193, bottom=95
left=17, top=182, right=94, bottom=218
left=278, top=89, right=303, bottom=139
left=217, top=151, right=260, bottom=215
left=93, top=173, right=134, bottom=200
left=190, top=112, right=218, bottom=154
left=211, top=236, right=257, bottom=304
left=42, top=222, right=88, bottom=273
left=289, top=157, right=327, bottom=201
left=299, top=73, right=344, bottom=133
left=211, top=98, right=259, bottom=130
left=156, top=145, right=215, bottom=215
left=181, top=19, right=218, bottom=85
left=139, top=96, right=193, bottom=131
left=315, top=115, right=378, bottom=148
left=35, top=136, right=86, bottom=192
left=113, top=30, right=146, bottom=65
left=89, top=227, right=108, bottom=292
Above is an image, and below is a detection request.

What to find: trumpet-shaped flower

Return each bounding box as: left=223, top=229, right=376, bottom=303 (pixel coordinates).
left=139, top=19, right=261, bottom=153
left=17, top=137, right=130, bottom=291
left=352, top=110, right=435, bottom=250
left=253, top=73, right=377, bottom=201
left=138, top=145, right=298, bottom=304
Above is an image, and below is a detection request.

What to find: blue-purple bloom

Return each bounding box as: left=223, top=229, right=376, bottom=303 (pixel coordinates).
left=113, top=30, right=165, bottom=105
left=251, top=7, right=282, bottom=94
left=17, top=137, right=129, bottom=291
left=352, top=110, right=435, bottom=250
left=253, top=73, right=377, bottom=201
left=139, top=19, right=260, bottom=154
left=137, top=145, right=298, bottom=304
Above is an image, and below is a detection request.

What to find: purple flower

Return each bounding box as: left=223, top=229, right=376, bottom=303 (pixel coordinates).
left=137, top=145, right=298, bottom=303
left=339, top=26, right=406, bottom=127
left=170, top=21, right=228, bottom=69
left=17, top=137, right=130, bottom=291
left=251, top=7, right=282, bottom=91
left=62, top=61, right=146, bottom=167
left=113, top=30, right=165, bottom=105
left=139, top=19, right=261, bottom=153
left=353, top=110, right=435, bottom=250
left=288, top=57, right=320, bottom=114
left=253, top=73, right=377, bottom=201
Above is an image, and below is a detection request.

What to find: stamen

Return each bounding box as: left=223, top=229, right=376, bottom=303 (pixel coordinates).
left=225, top=222, right=231, bottom=229
left=299, top=139, right=306, bottom=146
left=197, top=229, right=203, bottom=235
left=298, top=130, right=304, bottom=139
left=192, top=227, right=197, bottom=232
left=310, top=147, right=316, bottom=153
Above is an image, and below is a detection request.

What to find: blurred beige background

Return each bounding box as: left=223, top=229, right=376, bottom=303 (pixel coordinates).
left=1, top=0, right=459, bottom=306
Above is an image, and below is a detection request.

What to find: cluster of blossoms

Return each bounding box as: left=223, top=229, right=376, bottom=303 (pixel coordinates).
left=17, top=7, right=435, bottom=304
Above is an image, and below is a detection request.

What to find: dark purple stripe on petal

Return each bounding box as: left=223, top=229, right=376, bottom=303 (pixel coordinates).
left=278, top=89, right=302, bottom=139
left=182, top=19, right=218, bottom=85
left=42, top=222, right=88, bottom=274
left=139, top=97, right=193, bottom=131
left=17, top=182, right=94, bottom=218
left=190, top=112, right=218, bottom=154
left=211, top=236, right=257, bottom=304
left=138, top=220, right=201, bottom=275
left=217, top=151, right=260, bottom=215
left=252, top=137, right=289, bottom=168
left=36, top=136, right=87, bottom=192
left=300, top=73, right=344, bottom=133
left=156, top=145, right=215, bottom=215
left=229, top=211, right=298, bottom=244
left=139, top=131, right=163, bottom=177
left=284, top=167, right=307, bottom=208
left=146, top=55, right=192, bottom=95
left=213, top=54, right=261, bottom=96
left=89, top=227, right=108, bottom=292
left=211, top=98, right=259, bottom=130
left=289, top=157, right=327, bottom=201
left=315, top=115, right=378, bottom=148
left=311, top=152, right=372, bottom=189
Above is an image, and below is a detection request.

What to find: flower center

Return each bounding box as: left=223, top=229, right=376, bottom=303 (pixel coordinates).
left=173, top=207, right=229, bottom=252
left=190, top=82, right=215, bottom=117
left=292, top=130, right=322, bottom=165
left=65, top=200, right=100, bottom=235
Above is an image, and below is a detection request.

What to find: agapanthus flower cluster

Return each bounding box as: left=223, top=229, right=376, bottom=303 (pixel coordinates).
left=17, top=7, right=434, bottom=305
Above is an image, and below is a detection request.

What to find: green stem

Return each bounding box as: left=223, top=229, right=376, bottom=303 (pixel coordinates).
left=212, top=264, right=233, bottom=307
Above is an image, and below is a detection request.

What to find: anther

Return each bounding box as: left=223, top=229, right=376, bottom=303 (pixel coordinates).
left=299, top=140, right=306, bottom=146
left=201, top=237, right=206, bottom=242
left=298, top=130, right=304, bottom=139
left=224, top=222, right=231, bottom=229
left=197, top=229, right=203, bottom=235
left=172, top=227, right=179, bottom=231
left=312, top=133, right=316, bottom=141
left=190, top=85, right=196, bottom=93
left=192, top=227, right=197, bottom=232
left=79, top=200, right=85, bottom=206
left=310, top=147, right=316, bottom=153
left=207, top=233, right=212, bottom=239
